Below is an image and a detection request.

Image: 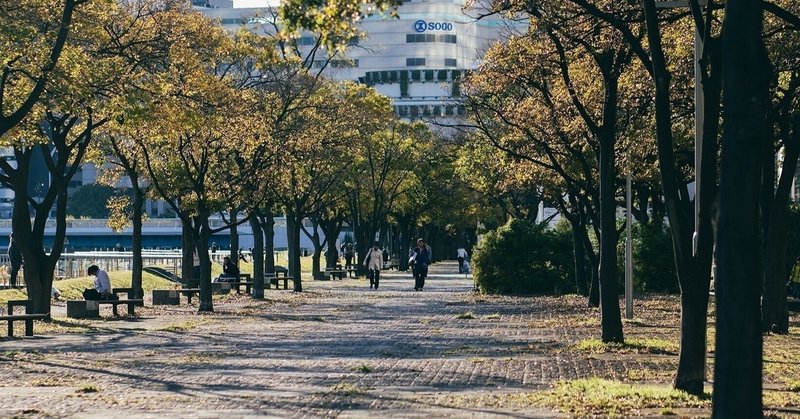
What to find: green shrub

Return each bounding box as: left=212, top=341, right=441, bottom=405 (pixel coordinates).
left=616, top=222, right=678, bottom=293
left=473, top=218, right=574, bottom=295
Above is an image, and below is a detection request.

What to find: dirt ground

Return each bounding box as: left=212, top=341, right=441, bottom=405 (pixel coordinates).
left=1, top=262, right=798, bottom=418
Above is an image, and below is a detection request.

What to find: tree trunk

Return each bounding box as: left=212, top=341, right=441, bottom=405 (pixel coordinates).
left=182, top=223, right=193, bottom=283
left=250, top=212, right=265, bottom=299
left=673, top=270, right=711, bottom=394
left=598, top=131, right=624, bottom=343
left=322, top=219, right=342, bottom=269
left=130, top=179, right=144, bottom=301
left=398, top=217, right=414, bottom=271
left=641, top=0, right=715, bottom=395
left=713, top=0, right=769, bottom=414
left=197, top=216, right=214, bottom=312
left=229, top=210, right=239, bottom=265
left=762, top=210, right=789, bottom=333
left=761, top=115, right=799, bottom=333
left=587, top=248, right=600, bottom=308
left=571, top=220, right=588, bottom=296
left=305, top=220, right=323, bottom=279
left=261, top=209, right=276, bottom=274
left=12, top=151, right=59, bottom=315
left=286, top=213, right=303, bottom=291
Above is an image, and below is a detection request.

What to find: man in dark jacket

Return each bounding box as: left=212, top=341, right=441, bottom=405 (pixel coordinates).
left=7, top=234, right=22, bottom=288
left=412, top=238, right=431, bottom=291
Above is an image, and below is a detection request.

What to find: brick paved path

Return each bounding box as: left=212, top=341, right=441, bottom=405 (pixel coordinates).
left=0, top=262, right=590, bottom=418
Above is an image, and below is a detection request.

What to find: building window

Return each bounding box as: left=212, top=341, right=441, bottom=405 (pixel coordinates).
left=220, top=18, right=245, bottom=25
left=442, top=34, right=457, bottom=43
left=312, top=59, right=359, bottom=69
left=406, top=34, right=457, bottom=44
left=406, top=58, right=426, bottom=66
left=298, top=36, right=317, bottom=46
left=444, top=58, right=457, bottom=67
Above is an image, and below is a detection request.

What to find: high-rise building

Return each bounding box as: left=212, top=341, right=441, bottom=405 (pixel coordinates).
left=197, top=0, right=526, bottom=119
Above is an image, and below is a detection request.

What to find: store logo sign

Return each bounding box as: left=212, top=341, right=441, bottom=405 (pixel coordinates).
left=414, top=20, right=453, bottom=32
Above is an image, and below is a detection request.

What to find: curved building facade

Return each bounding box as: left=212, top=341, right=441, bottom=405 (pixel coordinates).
left=197, top=1, right=526, bottom=119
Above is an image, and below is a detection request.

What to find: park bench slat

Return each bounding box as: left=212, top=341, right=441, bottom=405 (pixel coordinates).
left=0, top=313, right=47, bottom=337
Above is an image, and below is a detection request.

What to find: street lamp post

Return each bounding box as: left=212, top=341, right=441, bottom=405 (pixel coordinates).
left=625, top=169, right=633, bottom=319
left=655, top=0, right=706, bottom=256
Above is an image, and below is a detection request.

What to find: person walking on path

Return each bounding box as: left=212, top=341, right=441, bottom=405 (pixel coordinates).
left=343, top=243, right=354, bottom=270
left=363, top=242, right=383, bottom=289
left=411, top=238, right=431, bottom=291
left=7, top=233, right=22, bottom=288
left=456, top=246, right=468, bottom=274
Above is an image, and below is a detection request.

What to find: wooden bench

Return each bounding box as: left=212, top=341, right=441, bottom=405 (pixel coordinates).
left=152, top=288, right=201, bottom=305
left=228, top=281, right=254, bottom=294
left=66, top=299, right=144, bottom=318
left=324, top=268, right=347, bottom=280
left=8, top=299, right=32, bottom=316
left=112, top=287, right=144, bottom=306
left=0, top=314, right=47, bottom=337
left=266, top=275, right=294, bottom=290
left=2, top=299, right=47, bottom=337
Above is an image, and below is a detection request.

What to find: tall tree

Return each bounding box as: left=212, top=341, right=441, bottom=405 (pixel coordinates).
left=713, top=0, right=771, bottom=414
left=0, top=0, right=85, bottom=138
left=0, top=0, right=131, bottom=313
left=132, top=9, right=263, bottom=311
left=760, top=1, right=800, bottom=333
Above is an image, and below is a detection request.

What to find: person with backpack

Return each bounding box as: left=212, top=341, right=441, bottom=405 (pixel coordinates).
left=363, top=242, right=383, bottom=289
left=456, top=246, right=468, bottom=273
left=343, top=243, right=355, bottom=270
left=411, top=238, right=431, bottom=291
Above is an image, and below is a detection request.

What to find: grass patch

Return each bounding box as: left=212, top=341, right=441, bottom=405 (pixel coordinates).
left=356, top=364, right=373, bottom=373
left=166, top=353, right=219, bottom=364
left=455, top=311, right=475, bottom=319
left=484, top=313, right=501, bottom=320
left=331, top=382, right=367, bottom=396
left=0, top=271, right=176, bottom=307
left=573, top=338, right=678, bottom=355
left=764, top=389, right=800, bottom=408
left=76, top=384, right=98, bottom=393
left=32, top=317, right=97, bottom=336
left=158, top=318, right=214, bottom=332
left=788, top=381, right=800, bottom=392
left=525, top=378, right=709, bottom=416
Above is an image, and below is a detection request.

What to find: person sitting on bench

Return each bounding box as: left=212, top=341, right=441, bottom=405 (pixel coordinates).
left=215, top=256, right=240, bottom=282
left=84, top=265, right=115, bottom=300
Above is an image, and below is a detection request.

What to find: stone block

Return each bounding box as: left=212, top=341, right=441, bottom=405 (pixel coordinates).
left=153, top=290, right=179, bottom=305
left=211, top=282, right=231, bottom=294
left=66, top=300, right=99, bottom=318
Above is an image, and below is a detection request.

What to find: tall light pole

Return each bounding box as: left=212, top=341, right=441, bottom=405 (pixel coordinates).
left=625, top=168, right=633, bottom=319
left=656, top=0, right=705, bottom=256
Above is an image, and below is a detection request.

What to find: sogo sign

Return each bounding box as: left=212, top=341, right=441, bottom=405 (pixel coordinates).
left=414, top=20, right=453, bottom=32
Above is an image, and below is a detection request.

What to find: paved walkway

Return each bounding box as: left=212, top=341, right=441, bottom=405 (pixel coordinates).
left=0, top=262, right=589, bottom=418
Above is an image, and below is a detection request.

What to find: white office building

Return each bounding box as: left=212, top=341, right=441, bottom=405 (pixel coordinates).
left=195, top=0, right=526, bottom=119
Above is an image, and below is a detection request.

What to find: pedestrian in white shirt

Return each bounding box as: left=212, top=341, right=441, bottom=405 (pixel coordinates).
left=457, top=247, right=468, bottom=273
left=363, top=242, right=384, bottom=289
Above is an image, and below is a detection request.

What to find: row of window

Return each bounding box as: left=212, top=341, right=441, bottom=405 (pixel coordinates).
left=406, top=34, right=457, bottom=44
left=396, top=105, right=466, bottom=118
left=297, top=36, right=360, bottom=46
left=407, top=58, right=457, bottom=67
left=312, top=59, right=360, bottom=69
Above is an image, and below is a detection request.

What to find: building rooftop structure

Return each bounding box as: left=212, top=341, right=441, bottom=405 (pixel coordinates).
left=196, top=0, right=527, bottom=120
